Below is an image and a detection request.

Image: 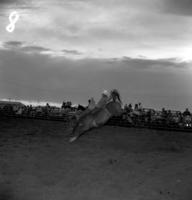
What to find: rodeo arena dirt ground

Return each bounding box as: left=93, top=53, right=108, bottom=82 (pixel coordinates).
left=0, top=117, right=192, bottom=200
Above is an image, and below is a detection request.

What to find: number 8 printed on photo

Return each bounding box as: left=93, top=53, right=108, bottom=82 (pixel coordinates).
left=6, top=11, right=20, bottom=33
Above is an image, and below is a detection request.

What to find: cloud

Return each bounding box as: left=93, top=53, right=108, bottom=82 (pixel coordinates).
left=0, top=0, right=34, bottom=7
left=118, top=57, right=189, bottom=70
left=2, top=41, right=84, bottom=57
left=0, top=0, right=18, bottom=5
left=0, top=0, right=39, bottom=17
left=163, top=0, right=192, bottom=16
left=20, top=46, right=50, bottom=53
left=0, top=48, right=191, bottom=110
left=62, top=49, right=82, bottom=55
left=3, top=41, right=50, bottom=54
left=0, top=0, right=192, bottom=60
left=3, top=41, right=23, bottom=48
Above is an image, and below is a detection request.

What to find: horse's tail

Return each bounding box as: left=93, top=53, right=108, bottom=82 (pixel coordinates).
left=110, top=89, right=122, bottom=105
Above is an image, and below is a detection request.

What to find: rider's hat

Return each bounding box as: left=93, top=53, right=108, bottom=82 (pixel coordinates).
left=102, top=90, right=109, bottom=97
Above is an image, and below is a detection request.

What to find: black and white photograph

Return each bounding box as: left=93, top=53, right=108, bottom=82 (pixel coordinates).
left=0, top=0, right=192, bottom=199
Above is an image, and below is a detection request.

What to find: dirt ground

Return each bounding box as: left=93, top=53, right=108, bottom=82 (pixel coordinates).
left=0, top=118, right=192, bottom=200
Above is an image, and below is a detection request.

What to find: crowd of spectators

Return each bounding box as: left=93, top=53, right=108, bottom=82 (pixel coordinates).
left=0, top=100, right=192, bottom=129
left=123, top=103, right=192, bottom=128
left=0, top=101, right=85, bottom=119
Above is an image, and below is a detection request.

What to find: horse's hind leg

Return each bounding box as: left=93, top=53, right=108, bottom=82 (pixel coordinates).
left=69, top=121, right=90, bottom=142
left=69, top=122, right=81, bottom=142
left=69, top=136, right=78, bottom=143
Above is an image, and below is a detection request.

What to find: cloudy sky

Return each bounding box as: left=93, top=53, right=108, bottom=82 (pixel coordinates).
left=0, top=0, right=192, bottom=110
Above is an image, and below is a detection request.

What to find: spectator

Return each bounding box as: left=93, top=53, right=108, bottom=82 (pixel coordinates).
left=146, top=110, right=152, bottom=123
left=77, top=104, right=86, bottom=111
left=66, top=101, right=72, bottom=109
left=138, top=102, right=142, bottom=111
left=128, top=104, right=133, bottom=112
left=46, top=103, right=50, bottom=108
left=124, top=104, right=132, bottom=113
left=124, top=104, right=128, bottom=111
left=61, top=101, right=66, bottom=109
left=161, top=108, right=167, bottom=118
left=183, top=108, right=191, bottom=116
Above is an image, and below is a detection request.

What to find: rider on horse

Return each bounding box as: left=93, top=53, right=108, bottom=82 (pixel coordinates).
left=92, top=90, right=112, bottom=111
left=70, top=89, right=123, bottom=142
left=91, top=89, right=121, bottom=113
left=78, top=90, right=112, bottom=119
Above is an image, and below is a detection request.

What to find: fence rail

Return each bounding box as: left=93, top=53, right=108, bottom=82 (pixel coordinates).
left=106, top=116, right=192, bottom=132
left=1, top=112, right=192, bottom=133
left=0, top=113, right=73, bottom=129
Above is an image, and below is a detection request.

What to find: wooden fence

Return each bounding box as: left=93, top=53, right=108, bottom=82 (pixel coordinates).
left=1, top=111, right=192, bottom=132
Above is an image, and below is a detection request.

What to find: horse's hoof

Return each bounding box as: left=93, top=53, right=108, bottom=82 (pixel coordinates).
left=69, top=137, right=77, bottom=143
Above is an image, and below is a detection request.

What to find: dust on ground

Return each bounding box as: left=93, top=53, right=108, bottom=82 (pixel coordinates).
left=0, top=117, right=192, bottom=200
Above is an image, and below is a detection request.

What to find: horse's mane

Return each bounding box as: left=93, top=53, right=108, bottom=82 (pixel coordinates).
left=110, top=89, right=122, bottom=105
